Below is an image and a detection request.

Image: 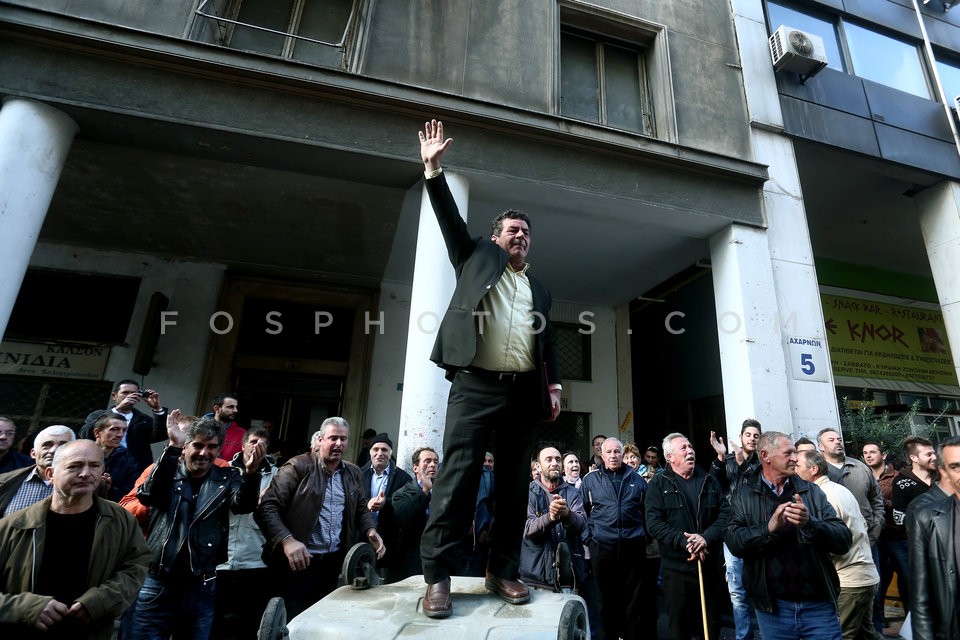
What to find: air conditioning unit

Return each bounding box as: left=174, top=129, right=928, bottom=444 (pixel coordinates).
left=769, top=25, right=828, bottom=78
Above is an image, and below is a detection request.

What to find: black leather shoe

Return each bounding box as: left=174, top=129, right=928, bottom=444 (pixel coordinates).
left=422, top=578, right=452, bottom=618
left=484, top=573, right=530, bottom=604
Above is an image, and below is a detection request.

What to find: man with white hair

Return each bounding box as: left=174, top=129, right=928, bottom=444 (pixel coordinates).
left=646, top=433, right=728, bottom=640
left=0, top=439, right=149, bottom=639
left=0, top=424, right=75, bottom=517
left=580, top=437, right=650, bottom=640
left=256, top=417, right=385, bottom=619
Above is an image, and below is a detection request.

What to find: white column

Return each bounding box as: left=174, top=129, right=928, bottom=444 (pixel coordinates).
left=0, top=98, right=78, bottom=340
left=916, top=181, right=960, bottom=387
left=711, top=224, right=794, bottom=438
left=721, top=0, right=840, bottom=442
left=396, top=172, right=469, bottom=472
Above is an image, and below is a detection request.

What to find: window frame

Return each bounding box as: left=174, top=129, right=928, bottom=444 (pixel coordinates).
left=557, top=1, right=677, bottom=143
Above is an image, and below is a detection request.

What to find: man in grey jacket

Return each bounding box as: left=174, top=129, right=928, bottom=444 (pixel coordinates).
left=817, top=428, right=884, bottom=544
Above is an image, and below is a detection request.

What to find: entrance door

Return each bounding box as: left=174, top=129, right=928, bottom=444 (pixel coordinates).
left=234, top=370, right=343, bottom=460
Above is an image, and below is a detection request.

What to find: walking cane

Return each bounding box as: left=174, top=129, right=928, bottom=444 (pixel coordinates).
left=697, top=558, right=709, bottom=640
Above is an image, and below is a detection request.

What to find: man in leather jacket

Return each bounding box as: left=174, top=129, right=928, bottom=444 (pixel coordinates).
left=726, top=431, right=851, bottom=640
left=255, top=417, right=385, bottom=620
left=131, top=412, right=264, bottom=640
left=908, top=435, right=960, bottom=640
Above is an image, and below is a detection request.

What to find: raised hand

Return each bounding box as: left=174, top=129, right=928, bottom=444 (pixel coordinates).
left=709, top=431, right=727, bottom=461
left=243, top=437, right=266, bottom=474
left=368, top=489, right=386, bottom=512
left=166, top=408, right=186, bottom=447
left=419, top=119, right=453, bottom=172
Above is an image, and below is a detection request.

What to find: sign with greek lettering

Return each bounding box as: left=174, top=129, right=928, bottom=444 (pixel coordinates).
left=0, top=341, right=109, bottom=380
left=821, top=294, right=958, bottom=386
left=787, top=336, right=829, bottom=382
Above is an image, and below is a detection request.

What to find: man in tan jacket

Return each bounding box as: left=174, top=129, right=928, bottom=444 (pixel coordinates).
left=0, top=439, right=149, bottom=639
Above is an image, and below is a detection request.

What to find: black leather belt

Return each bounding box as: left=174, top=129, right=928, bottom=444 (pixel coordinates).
left=459, top=367, right=536, bottom=383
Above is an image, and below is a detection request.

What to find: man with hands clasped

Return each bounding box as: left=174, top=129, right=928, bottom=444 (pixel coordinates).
left=726, top=431, right=851, bottom=640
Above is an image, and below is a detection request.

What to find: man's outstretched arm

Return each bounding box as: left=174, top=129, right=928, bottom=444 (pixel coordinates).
left=419, top=119, right=453, bottom=174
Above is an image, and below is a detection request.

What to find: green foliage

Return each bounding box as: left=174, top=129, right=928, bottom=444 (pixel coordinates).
left=839, top=395, right=925, bottom=456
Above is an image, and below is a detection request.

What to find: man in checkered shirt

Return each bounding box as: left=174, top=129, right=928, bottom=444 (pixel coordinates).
left=0, top=425, right=75, bottom=518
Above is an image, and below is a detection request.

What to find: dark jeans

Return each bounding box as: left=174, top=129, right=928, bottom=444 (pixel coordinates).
left=591, top=538, right=650, bottom=640
left=877, top=535, right=911, bottom=616
left=131, top=573, right=216, bottom=640
left=755, top=599, right=842, bottom=640
left=214, top=567, right=273, bottom=640
left=420, top=370, right=539, bottom=583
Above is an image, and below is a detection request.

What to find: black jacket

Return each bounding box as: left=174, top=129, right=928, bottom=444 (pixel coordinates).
left=908, top=493, right=959, bottom=640
left=726, top=473, right=851, bottom=613
left=360, top=462, right=412, bottom=571
left=391, top=480, right=431, bottom=582
left=520, top=480, right=588, bottom=588
left=645, top=465, right=728, bottom=574
left=81, top=407, right=167, bottom=472
left=424, top=173, right=560, bottom=420
left=138, top=445, right=260, bottom=577
left=710, top=451, right=760, bottom=497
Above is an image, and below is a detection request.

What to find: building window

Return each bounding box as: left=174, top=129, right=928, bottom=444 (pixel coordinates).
left=560, top=29, right=653, bottom=135
left=196, top=0, right=361, bottom=67
left=843, top=22, right=929, bottom=100
left=766, top=1, right=931, bottom=100
left=935, top=56, right=960, bottom=104
left=558, top=2, right=674, bottom=141
left=553, top=322, right=592, bottom=382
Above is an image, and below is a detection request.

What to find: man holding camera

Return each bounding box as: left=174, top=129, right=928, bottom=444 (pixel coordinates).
left=80, top=379, right=167, bottom=472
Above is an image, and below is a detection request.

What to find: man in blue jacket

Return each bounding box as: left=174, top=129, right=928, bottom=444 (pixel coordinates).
left=581, top=437, right=649, bottom=640
left=646, top=433, right=728, bottom=640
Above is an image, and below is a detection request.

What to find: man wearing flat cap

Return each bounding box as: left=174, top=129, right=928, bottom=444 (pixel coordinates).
left=361, top=432, right=412, bottom=582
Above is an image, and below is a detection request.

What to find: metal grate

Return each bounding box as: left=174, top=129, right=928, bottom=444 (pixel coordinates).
left=0, top=376, right=112, bottom=450
left=533, top=411, right=592, bottom=464
left=554, top=322, right=591, bottom=382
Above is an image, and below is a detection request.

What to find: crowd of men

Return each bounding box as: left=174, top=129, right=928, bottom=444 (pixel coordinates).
left=2, top=118, right=959, bottom=639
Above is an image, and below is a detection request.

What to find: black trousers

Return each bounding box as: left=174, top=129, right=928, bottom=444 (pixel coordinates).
left=420, top=369, right=539, bottom=583
left=272, top=551, right=345, bottom=620
left=591, top=538, right=650, bottom=640
left=662, top=566, right=722, bottom=640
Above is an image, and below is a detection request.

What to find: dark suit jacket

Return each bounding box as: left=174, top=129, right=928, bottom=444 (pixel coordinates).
left=0, top=465, right=34, bottom=515
left=80, top=407, right=166, bottom=473
left=361, top=462, right=412, bottom=572
left=391, top=480, right=431, bottom=581
left=424, top=173, right=560, bottom=419
left=908, top=493, right=960, bottom=640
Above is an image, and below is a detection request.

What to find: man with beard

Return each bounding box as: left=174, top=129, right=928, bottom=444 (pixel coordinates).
left=581, top=437, right=650, bottom=640
left=392, top=447, right=440, bottom=581
left=710, top=418, right=762, bottom=640
left=647, top=433, right=728, bottom=640
left=519, top=446, right=588, bottom=590
left=131, top=413, right=264, bottom=640
left=360, top=433, right=412, bottom=582
left=0, top=425, right=74, bottom=517
left=889, top=435, right=937, bottom=615
left=726, top=431, right=851, bottom=640
left=255, top=417, right=385, bottom=619
left=0, top=440, right=149, bottom=640
left=862, top=441, right=900, bottom=633
left=817, top=429, right=885, bottom=547
left=207, top=393, right=244, bottom=462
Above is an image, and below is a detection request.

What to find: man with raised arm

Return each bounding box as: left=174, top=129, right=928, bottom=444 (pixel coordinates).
left=415, top=120, right=561, bottom=619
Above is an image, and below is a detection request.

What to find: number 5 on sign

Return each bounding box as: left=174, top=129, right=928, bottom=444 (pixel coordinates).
left=787, top=336, right=829, bottom=382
